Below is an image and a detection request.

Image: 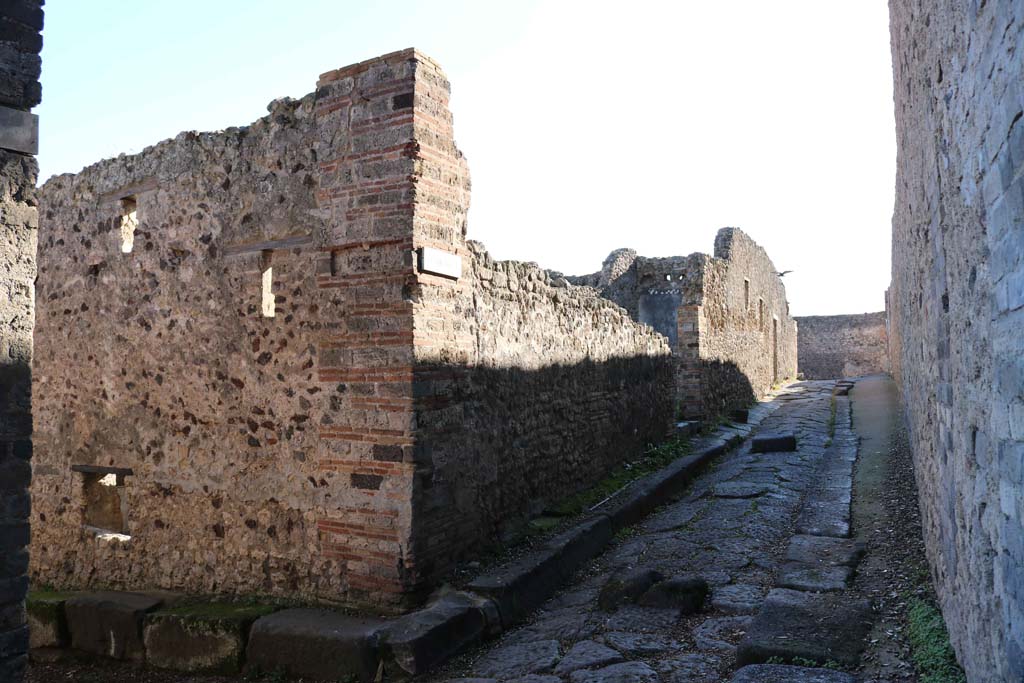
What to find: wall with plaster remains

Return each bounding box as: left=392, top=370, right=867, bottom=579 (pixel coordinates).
left=888, top=1, right=1024, bottom=680
left=569, top=228, right=798, bottom=419
left=0, top=2, right=42, bottom=681
left=795, top=312, right=889, bottom=379
left=30, top=48, right=675, bottom=608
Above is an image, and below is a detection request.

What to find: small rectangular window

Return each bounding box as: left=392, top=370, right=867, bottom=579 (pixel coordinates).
left=744, top=279, right=750, bottom=308
left=759, top=298, right=765, bottom=326
left=73, top=464, right=132, bottom=539
left=261, top=250, right=275, bottom=318
left=120, top=196, right=138, bottom=253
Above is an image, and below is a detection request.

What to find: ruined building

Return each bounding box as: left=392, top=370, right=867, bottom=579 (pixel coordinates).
left=29, top=48, right=796, bottom=610
left=567, top=230, right=798, bottom=419
left=0, top=1, right=42, bottom=681
left=888, top=1, right=1024, bottom=681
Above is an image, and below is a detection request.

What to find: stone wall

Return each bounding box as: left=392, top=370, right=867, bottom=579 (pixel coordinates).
left=0, top=2, right=42, bottom=681
left=33, top=50, right=432, bottom=609
left=410, top=242, right=674, bottom=575
left=571, top=228, right=798, bottom=419
left=30, top=48, right=676, bottom=608
left=888, top=2, right=1024, bottom=680
left=795, top=312, right=889, bottom=379
left=698, top=228, right=798, bottom=418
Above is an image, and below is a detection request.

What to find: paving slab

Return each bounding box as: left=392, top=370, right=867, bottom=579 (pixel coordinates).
left=568, top=661, right=658, bottom=683
left=736, top=588, right=872, bottom=667
left=601, top=631, right=675, bottom=656
left=655, top=653, right=722, bottom=682
left=693, top=615, right=752, bottom=652
left=553, top=640, right=623, bottom=674
left=710, top=583, right=765, bottom=615
left=794, top=497, right=851, bottom=538
left=473, top=639, right=560, bottom=678
left=776, top=562, right=854, bottom=592
left=784, top=535, right=865, bottom=567
left=65, top=591, right=162, bottom=661
left=244, top=608, right=384, bottom=682
left=729, top=663, right=856, bottom=682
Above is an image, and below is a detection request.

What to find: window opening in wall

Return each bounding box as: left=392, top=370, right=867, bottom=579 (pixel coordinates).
left=261, top=250, right=275, bottom=318
left=74, top=464, right=132, bottom=540
left=758, top=298, right=765, bottom=326
left=329, top=250, right=339, bottom=277
left=744, top=279, right=750, bottom=308
left=119, top=196, right=138, bottom=254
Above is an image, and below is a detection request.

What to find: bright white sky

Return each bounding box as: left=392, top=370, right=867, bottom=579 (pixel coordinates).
left=38, top=1, right=895, bottom=316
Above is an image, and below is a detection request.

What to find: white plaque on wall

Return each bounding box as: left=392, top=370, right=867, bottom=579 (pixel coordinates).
left=418, top=246, right=461, bottom=280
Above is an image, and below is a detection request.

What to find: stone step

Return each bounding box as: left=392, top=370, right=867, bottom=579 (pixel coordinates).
left=736, top=588, right=872, bottom=668
left=751, top=432, right=797, bottom=452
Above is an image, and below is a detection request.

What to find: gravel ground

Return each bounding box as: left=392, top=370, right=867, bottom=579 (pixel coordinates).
left=850, top=375, right=927, bottom=683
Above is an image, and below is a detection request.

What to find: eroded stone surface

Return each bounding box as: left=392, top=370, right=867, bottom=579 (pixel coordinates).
left=736, top=589, right=872, bottom=667
left=729, top=664, right=856, bottom=683
left=568, top=661, right=657, bottom=683
left=473, top=640, right=560, bottom=679
left=553, top=640, right=622, bottom=675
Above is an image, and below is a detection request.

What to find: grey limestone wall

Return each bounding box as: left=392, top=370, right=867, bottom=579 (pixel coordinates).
left=795, top=312, right=889, bottom=379
left=889, top=1, right=1024, bottom=680
left=0, top=1, right=42, bottom=681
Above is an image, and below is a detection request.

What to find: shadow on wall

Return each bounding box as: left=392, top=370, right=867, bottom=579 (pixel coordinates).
left=408, top=353, right=675, bottom=586
left=698, top=359, right=757, bottom=420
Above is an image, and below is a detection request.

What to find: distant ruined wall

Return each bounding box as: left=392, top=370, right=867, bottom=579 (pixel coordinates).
left=31, top=48, right=677, bottom=607
left=569, top=229, right=797, bottom=420
left=0, top=2, right=42, bottom=681
left=795, top=312, right=889, bottom=379
left=889, top=2, right=1024, bottom=681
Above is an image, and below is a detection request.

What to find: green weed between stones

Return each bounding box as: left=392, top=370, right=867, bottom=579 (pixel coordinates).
left=905, top=596, right=966, bottom=683
left=548, top=436, right=693, bottom=517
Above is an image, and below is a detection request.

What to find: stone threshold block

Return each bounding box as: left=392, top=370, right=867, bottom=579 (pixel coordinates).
left=736, top=588, right=872, bottom=668
left=143, top=602, right=278, bottom=674
left=784, top=535, right=865, bottom=568
left=776, top=562, right=854, bottom=592
left=26, top=591, right=74, bottom=649
left=751, top=432, right=797, bottom=453
left=730, top=663, right=856, bottom=682
left=794, top=497, right=851, bottom=538
left=244, top=608, right=386, bottom=682
left=65, top=591, right=163, bottom=661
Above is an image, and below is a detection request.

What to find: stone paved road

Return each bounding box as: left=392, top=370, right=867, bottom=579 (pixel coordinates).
left=432, top=381, right=840, bottom=683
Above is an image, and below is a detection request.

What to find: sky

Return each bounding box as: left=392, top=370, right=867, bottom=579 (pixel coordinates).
left=37, top=1, right=896, bottom=316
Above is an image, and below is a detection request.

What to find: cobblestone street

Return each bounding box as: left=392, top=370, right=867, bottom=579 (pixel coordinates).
left=430, top=380, right=876, bottom=683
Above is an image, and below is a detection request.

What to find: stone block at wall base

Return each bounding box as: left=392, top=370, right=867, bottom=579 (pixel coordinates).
left=143, top=603, right=277, bottom=674
left=244, top=609, right=385, bottom=682
left=26, top=592, right=72, bottom=649
left=65, top=591, right=162, bottom=661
